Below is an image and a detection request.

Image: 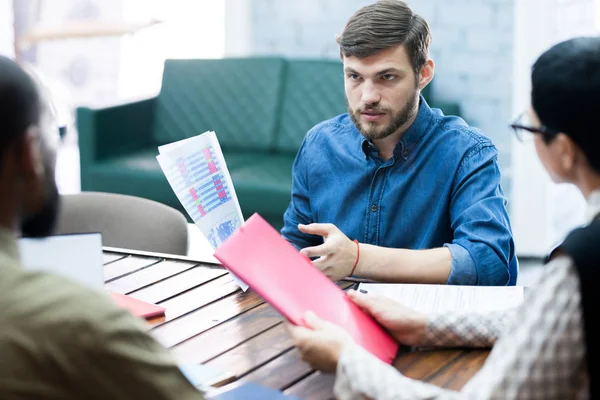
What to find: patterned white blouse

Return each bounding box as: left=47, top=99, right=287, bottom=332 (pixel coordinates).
left=333, top=191, right=600, bottom=400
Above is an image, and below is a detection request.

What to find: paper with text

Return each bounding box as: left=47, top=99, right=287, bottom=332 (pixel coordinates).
left=157, top=131, right=248, bottom=291
left=357, top=283, right=524, bottom=314
left=19, top=233, right=104, bottom=290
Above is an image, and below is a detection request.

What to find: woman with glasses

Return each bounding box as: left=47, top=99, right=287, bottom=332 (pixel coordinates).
left=288, top=36, right=600, bottom=400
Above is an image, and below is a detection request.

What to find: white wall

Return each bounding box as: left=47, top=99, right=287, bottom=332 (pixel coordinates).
left=511, top=0, right=597, bottom=256
left=34, top=0, right=124, bottom=108
left=119, top=0, right=225, bottom=100
left=0, top=0, right=14, bottom=58
left=224, top=0, right=253, bottom=57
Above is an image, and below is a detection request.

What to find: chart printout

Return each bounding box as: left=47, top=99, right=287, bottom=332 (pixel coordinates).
left=157, top=131, right=248, bottom=291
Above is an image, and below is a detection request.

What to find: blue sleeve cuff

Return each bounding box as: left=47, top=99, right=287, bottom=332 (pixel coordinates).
left=444, top=243, right=478, bottom=285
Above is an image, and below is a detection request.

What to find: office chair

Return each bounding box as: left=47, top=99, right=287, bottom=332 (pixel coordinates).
left=55, top=191, right=188, bottom=256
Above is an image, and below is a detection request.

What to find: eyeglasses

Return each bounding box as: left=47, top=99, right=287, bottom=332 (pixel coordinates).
left=509, top=112, right=560, bottom=142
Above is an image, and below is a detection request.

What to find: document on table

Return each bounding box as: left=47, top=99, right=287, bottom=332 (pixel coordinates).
left=19, top=233, right=168, bottom=318
left=19, top=232, right=104, bottom=291
left=357, top=283, right=524, bottom=314
left=156, top=131, right=248, bottom=291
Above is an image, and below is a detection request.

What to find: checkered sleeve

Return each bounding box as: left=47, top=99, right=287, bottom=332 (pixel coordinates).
left=334, top=257, right=588, bottom=399
left=334, top=343, right=462, bottom=400
left=420, top=309, right=515, bottom=347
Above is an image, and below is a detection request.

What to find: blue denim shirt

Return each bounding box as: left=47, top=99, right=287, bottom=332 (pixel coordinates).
left=281, top=97, right=515, bottom=286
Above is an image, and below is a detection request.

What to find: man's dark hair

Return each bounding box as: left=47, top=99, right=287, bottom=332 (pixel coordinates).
left=0, top=56, right=41, bottom=160
left=336, top=0, right=431, bottom=74
left=532, top=36, right=600, bottom=172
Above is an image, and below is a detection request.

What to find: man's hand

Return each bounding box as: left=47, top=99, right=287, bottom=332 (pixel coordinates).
left=348, top=290, right=427, bottom=346
left=298, top=223, right=358, bottom=281
left=286, top=311, right=354, bottom=373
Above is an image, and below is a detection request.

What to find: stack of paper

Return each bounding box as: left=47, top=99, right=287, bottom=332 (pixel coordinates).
left=156, top=131, right=248, bottom=291
left=19, top=233, right=105, bottom=290
left=357, top=283, right=524, bottom=314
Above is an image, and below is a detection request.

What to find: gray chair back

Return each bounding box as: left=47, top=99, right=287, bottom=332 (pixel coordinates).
left=55, top=192, right=188, bottom=255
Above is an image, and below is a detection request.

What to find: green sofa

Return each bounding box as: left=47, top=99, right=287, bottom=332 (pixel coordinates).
left=76, top=57, right=460, bottom=229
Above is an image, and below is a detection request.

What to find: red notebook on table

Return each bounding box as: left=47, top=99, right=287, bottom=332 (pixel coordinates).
left=214, top=213, right=399, bottom=363
left=109, top=292, right=166, bottom=319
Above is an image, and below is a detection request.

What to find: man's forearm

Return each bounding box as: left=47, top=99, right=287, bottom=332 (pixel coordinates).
left=354, top=245, right=452, bottom=283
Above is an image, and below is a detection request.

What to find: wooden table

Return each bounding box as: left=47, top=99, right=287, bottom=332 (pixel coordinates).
left=102, top=248, right=490, bottom=399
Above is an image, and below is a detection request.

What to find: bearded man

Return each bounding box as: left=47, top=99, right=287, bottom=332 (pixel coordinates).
left=281, top=0, right=516, bottom=286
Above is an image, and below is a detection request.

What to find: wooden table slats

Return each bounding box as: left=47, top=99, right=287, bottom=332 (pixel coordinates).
left=154, top=275, right=240, bottom=324
left=105, top=260, right=198, bottom=294
left=151, top=290, right=265, bottom=348
left=103, top=252, right=128, bottom=265
left=104, top=255, right=163, bottom=282
left=103, top=249, right=490, bottom=399
left=426, top=350, right=489, bottom=391
left=242, top=348, right=313, bottom=391
left=127, top=266, right=227, bottom=304
left=172, top=302, right=283, bottom=364
left=204, top=323, right=295, bottom=377
left=284, top=372, right=336, bottom=400
left=394, top=349, right=466, bottom=381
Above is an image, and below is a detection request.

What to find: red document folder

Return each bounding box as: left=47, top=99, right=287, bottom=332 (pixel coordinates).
left=109, top=292, right=166, bottom=319
left=214, top=213, right=399, bottom=363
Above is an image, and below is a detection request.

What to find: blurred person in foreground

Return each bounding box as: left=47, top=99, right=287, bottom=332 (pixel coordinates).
left=0, top=55, right=204, bottom=399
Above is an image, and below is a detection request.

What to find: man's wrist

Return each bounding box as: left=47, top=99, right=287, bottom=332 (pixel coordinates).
left=347, top=239, right=360, bottom=277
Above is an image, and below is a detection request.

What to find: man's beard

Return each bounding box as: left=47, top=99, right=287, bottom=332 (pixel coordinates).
left=20, top=167, right=60, bottom=238
left=348, top=90, right=419, bottom=141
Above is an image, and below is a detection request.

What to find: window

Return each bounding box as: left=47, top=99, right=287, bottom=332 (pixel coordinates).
left=118, top=0, right=225, bottom=100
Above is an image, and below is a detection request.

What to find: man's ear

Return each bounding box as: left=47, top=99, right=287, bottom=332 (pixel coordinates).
left=554, top=133, right=577, bottom=172
left=18, top=125, right=45, bottom=180
left=418, top=59, right=434, bottom=90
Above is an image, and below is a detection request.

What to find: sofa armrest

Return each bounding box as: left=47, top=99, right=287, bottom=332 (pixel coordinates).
left=432, top=101, right=462, bottom=118
left=76, top=97, right=156, bottom=168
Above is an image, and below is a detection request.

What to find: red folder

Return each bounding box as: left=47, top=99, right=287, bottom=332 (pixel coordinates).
left=214, top=213, right=399, bottom=363
left=109, top=292, right=166, bottom=319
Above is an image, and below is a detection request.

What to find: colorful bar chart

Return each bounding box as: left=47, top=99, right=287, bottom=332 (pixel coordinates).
left=156, top=130, right=248, bottom=291
left=177, top=145, right=233, bottom=220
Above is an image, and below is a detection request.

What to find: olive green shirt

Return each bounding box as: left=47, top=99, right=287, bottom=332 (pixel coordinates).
left=0, top=228, right=204, bottom=399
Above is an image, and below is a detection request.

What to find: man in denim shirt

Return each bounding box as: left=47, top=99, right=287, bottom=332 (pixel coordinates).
left=281, top=0, right=515, bottom=286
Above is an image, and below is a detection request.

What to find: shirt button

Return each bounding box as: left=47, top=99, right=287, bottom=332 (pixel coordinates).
left=371, top=204, right=378, bottom=212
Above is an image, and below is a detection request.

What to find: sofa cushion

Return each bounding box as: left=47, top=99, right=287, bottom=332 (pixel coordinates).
left=152, top=58, right=286, bottom=152
left=81, top=150, right=293, bottom=228
left=84, top=149, right=258, bottom=173
left=275, top=60, right=347, bottom=154
left=229, top=154, right=295, bottom=227
left=81, top=155, right=182, bottom=214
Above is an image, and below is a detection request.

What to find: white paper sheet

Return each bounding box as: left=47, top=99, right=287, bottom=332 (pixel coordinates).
left=19, top=233, right=104, bottom=291
left=156, top=131, right=249, bottom=291
left=357, top=283, right=524, bottom=314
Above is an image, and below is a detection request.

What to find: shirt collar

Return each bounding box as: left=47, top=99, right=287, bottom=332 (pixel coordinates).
left=585, top=189, right=600, bottom=223
left=0, top=227, right=20, bottom=265
left=358, top=95, right=435, bottom=160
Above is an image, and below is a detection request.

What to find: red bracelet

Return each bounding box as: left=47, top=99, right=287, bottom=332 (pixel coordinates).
left=349, top=239, right=360, bottom=276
